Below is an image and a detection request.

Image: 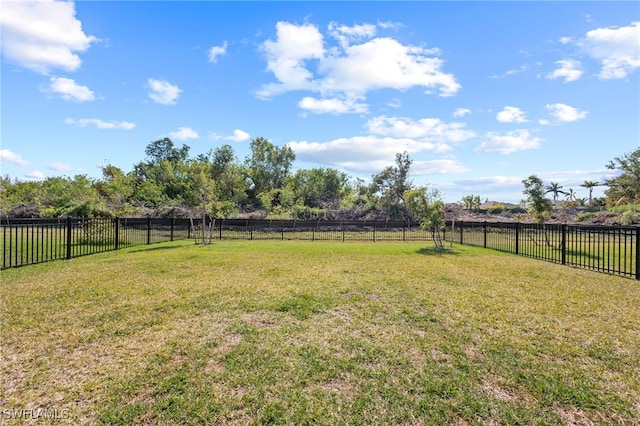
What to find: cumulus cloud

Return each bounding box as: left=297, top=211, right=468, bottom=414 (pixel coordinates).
left=169, top=127, right=199, bottom=140
left=474, top=129, right=541, bottom=154
left=412, top=159, right=470, bottom=175
left=257, top=21, right=460, bottom=113
left=452, top=107, right=471, bottom=117
left=25, top=170, right=46, bottom=180
left=581, top=21, right=640, bottom=79
left=496, top=106, right=527, bottom=123
left=211, top=129, right=250, bottom=142
left=0, top=149, right=29, bottom=167
left=208, top=41, right=228, bottom=63
left=298, top=96, right=368, bottom=114
left=43, top=77, right=95, bottom=102
left=328, top=21, right=377, bottom=48
left=148, top=78, right=182, bottom=105
left=0, top=0, right=98, bottom=74
left=289, top=136, right=443, bottom=165
left=48, top=162, right=72, bottom=172
left=65, top=118, right=136, bottom=129
left=544, top=103, right=588, bottom=123
left=227, top=129, right=250, bottom=142
left=546, top=59, right=583, bottom=82
left=366, top=116, right=475, bottom=143
left=257, top=21, right=324, bottom=98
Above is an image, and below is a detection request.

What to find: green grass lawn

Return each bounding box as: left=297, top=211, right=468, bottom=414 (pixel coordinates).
left=1, top=240, right=639, bottom=425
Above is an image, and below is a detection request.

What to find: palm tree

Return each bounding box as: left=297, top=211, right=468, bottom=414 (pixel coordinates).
left=545, top=182, right=565, bottom=202
left=580, top=180, right=599, bottom=205
left=564, top=188, right=577, bottom=201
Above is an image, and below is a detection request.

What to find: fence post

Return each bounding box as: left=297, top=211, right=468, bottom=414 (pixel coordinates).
left=483, top=221, right=487, bottom=248
left=147, top=217, right=151, bottom=245
left=636, top=226, right=640, bottom=280
left=460, top=224, right=463, bottom=245
left=515, top=222, right=520, bottom=255
left=66, top=217, right=72, bottom=259
left=561, top=224, right=567, bottom=265
left=115, top=217, right=120, bottom=250
left=170, top=217, right=175, bottom=241
left=403, top=221, right=406, bottom=242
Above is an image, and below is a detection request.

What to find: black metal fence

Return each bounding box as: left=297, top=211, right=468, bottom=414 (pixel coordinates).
left=451, top=221, right=639, bottom=280
left=2, top=218, right=638, bottom=280
left=210, top=219, right=429, bottom=242
left=1, top=217, right=192, bottom=269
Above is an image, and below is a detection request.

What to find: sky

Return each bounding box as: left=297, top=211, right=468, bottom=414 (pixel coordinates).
left=1, top=1, right=639, bottom=203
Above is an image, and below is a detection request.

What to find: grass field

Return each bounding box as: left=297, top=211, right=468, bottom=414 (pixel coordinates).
left=1, top=240, right=639, bottom=425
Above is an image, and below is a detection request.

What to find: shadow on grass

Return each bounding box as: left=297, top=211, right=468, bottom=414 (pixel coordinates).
left=128, top=244, right=186, bottom=253
left=416, top=246, right=460, bottom=256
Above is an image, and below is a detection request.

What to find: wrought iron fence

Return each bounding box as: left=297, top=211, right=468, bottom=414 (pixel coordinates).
left=450, top=221, right=639, bottom=279
left=1, top=217, right=192, bottom=269
left=2, top=217, right=638, bottom=280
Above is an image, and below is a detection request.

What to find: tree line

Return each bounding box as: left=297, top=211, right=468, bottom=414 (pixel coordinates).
left=1, top=138, right=638, bottom=222
left=0, top=138, right=418, bottom=220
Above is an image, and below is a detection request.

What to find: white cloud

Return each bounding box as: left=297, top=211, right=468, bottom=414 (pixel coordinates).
left=387, top=98, right=402, bottom=108
left=496, top=106, right=527, bottom=123
left=25, top=170, right=46, bottom=180
left=328, top=22, right=377, bottom=48
left=546, top=59, right=583, bottom=82
left=257, top=21, right=460, bottom=110
left=148, top=78, right=182, bottom=105
left=581, top=21, right=640, bottom=79
left=0, top=0, right=98, bottom=74
left=412, top=159, right=470, bottom=175
left=544, top=103, right=588, bottom=123
left=452, top=107, right=471, bottom=117
left=65, top=118, right=136, bottom=129
left=475, top=129, right=542, bottom=154
left=366, top=116, right=475, bottom=143
left=257, top=21, right=325, bottom=98
left=44, top=77, right=95, bottom=102
left=298, top=96, right=368, bottom=114
left=226, top=129, right=250, bottom=142
left=211, top=129, right=250, bottom=142
left=48, top=161, right=72, bottom=171
left=559, top=36, right=572, bottom=45
left=320, top=37, right=458, bottom=97
left=0, top=149, right=29, bottom=167
left=288, top=135, right=455, bottom=176
left=208, top=41, right=228, bottom=63
left=169, top=127, right=199, bottom=140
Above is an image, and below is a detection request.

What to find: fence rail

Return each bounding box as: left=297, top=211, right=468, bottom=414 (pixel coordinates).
left=451, top=221, right=639, bottom=280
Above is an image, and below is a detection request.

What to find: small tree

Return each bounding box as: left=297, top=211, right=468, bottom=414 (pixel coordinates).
left=522, top=175, right=554, bottom=224
left=404, top=186, right=445, bottom=249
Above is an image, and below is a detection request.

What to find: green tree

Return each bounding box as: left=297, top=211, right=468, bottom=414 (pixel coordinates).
left=244, top=137, right=295, bottom=204
left=132, top=138, right=192, bottom=207
left=522, top=175, right=554, bottom=224
left=288, top=168, right=349, bottom=209
left=369, top=151, right=413, bottom=219
left=604, top=148, right=640, bottom=206
left=95, top=165, right=135, bottom=212
left=404, top=186, right=445, bottom=249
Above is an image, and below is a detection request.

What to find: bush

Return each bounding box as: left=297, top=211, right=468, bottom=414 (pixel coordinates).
left=577, top=212, right=596, bottom=222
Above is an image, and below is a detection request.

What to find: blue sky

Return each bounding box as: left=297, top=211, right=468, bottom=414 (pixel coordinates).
left=1, top=1, right=639, bottom=203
